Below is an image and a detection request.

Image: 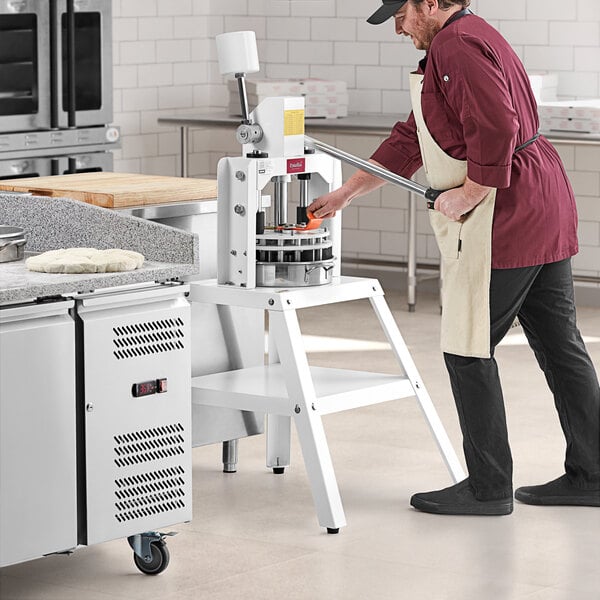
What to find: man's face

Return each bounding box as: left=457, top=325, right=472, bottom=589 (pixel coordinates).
left=394, top=1, right=440, bottom=51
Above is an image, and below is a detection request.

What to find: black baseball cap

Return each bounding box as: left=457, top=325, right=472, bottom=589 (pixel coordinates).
left=367, top=0, right=408, bottom=24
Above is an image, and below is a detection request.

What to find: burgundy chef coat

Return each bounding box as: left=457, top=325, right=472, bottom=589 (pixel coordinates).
left=371, top=11, right=579, bottom=269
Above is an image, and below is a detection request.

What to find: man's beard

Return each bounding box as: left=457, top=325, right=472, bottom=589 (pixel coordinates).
left=412, top=11, right=441, bottom=50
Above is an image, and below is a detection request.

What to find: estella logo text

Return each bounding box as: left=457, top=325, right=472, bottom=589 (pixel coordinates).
left=287, top=158, right=305, bottom=174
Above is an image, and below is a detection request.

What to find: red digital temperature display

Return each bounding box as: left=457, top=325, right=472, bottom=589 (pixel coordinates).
left=132, top=380, right=157, bottom=397
left=131, top=378, right=167, bottom=398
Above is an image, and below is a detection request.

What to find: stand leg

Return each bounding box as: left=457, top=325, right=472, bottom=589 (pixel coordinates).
left=222, top=439, right=238, bottom=473
left=267, top=414, right=291, bottom=473
left=407, top=193, right=417, bottom=312
left=265, top=314, right=291, bottom=473
left=369, top=294, right=465, bottom=482
left=270, top=309, right=346, bottom=531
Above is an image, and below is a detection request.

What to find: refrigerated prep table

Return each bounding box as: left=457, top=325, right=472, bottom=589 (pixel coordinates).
left=0, top=193, right=197, bottom=574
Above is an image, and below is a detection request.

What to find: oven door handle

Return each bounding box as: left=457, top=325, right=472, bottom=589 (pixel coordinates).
left=65, top=0, right=77, bottom=127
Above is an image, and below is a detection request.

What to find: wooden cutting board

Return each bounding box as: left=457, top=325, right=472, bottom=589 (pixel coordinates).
left=0, top=172, right=218, bottom=208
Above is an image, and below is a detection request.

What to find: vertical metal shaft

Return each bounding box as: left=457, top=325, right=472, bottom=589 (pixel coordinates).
left=235, top=73, right=250, bottom=124
left=180, top=126, right=188, bottom=177
left=273, top=176, right=288, bottom=226
left=299, top=179, right=309, bottom=207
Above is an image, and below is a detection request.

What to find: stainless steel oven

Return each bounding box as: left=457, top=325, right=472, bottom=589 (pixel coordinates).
left=0, top=150, right=113, bottom=179
left=0, top=0, right=51, bottom=133
left=0, top=0, right=117, bottom=176
left=52, top=0, right=112, bottom=128
left=0, top=0, right=112, bottom=133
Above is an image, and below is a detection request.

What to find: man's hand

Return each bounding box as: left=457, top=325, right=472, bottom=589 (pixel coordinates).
left=434, top=177, right=493, bottom=221
left=307, top=159, right=389, bottom=219
left=308, top=187, right=353, bottom=219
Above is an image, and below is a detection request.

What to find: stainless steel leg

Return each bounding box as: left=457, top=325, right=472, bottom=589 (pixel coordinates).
left=222, top=439, right=239, bottom=473
left=266, top=414, right=291, bottom=473
left=407, top=192, right=417, bottom=312
left=180, top=125, right=188, bottom=178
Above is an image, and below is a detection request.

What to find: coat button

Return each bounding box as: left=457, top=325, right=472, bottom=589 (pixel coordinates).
left=443, top=74, right=450, bottom=82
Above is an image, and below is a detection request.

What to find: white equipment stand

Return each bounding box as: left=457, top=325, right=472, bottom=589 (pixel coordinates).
left=190, top=276, right=465, bottom=533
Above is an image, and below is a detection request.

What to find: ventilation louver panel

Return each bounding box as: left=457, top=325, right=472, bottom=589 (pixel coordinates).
left=114, top=466, right=187, bottom=523
left=112, top=318, right=185, bottom=360
left=113, top=424, right=185, bottom=468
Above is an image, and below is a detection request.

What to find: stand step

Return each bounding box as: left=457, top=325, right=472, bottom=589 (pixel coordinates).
left=192, top=364, right=415, bottom=416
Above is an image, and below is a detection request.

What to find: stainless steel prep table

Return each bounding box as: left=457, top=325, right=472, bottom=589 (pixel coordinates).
left=159, top=113, right=600, bottom=307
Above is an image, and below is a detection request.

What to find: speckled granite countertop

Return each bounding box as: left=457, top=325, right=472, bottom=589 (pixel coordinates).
left=0, top=193, right=200, bottom=304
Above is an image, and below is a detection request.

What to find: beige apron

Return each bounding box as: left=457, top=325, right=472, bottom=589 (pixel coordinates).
left=409, top=73, right=496, bottom=359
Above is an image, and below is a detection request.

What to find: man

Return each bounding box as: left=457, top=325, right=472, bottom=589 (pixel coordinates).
left=308, top=0, right=600, bottom=515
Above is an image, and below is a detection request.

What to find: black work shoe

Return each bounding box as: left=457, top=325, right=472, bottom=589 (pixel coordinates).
left=515, top=475, right=600, bottom=507
left=410, top=479, right=513, bottom=516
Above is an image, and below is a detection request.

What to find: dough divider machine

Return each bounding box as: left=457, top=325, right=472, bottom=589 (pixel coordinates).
left=186, top=31, right=464, bottom=533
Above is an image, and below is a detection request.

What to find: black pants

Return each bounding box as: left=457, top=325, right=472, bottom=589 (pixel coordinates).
left=444, top=258, right=600, bottom=500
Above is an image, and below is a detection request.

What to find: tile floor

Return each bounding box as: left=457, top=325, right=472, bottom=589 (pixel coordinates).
left=1, top=284, right=599, bottom=600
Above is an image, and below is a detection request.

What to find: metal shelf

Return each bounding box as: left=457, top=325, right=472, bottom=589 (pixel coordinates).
left=192, top=364, right=414, bottom=416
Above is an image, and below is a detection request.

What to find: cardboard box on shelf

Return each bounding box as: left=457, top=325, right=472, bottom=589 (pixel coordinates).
left=243, top=92, right=349, bottom=107
left=227, top=77, right=347, bottom=97
left=227, top=101, right=348, bottom=119
left=226, top=78, right=350, bottom=119
left=538, top=99, right=600, bottom=133
left=539, top=116, right=600, bottom=134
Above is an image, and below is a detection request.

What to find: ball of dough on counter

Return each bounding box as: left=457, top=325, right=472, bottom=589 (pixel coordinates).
left=45, top=256, right=97, bottom=274
left=100, top=248, right=145, bottom=268
left=25, top=248, right=145, bottom=274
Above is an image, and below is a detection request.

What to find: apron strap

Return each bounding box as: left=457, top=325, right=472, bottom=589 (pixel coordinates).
left=514, top=132, right=540, bottom=153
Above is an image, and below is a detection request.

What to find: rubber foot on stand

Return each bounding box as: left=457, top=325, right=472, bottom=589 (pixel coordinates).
left=327, top=528, right=339, bottom=534
left=223, top=466, right=237, bottom=474
left=273, top=467, right=285, bottom=474
left=408, top=304, right=416, bottom=313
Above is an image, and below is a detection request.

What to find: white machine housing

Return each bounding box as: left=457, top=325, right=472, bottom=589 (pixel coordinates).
left=217, top=96, right=342, bottom=289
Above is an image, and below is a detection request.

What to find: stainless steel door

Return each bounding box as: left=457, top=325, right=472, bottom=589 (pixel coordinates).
left=52, top=0, right=112, bottom=128
left=77, top=285, right=192, bottom=545
left=0, top=151, right=112, bottom=179
left=0, top=300, right=77, bottom=567
left=56, top=150, right=113, bottom=174
left=0, top=0, right=51, bottom=132
left=0, top=156, right=52, bottom=179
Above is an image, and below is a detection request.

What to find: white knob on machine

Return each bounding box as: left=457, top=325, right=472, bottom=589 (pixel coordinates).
left=215, top=31, right=260, bottom=75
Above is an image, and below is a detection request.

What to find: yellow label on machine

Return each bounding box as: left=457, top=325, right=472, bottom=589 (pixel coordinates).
left=284, top=109, right=305, bottom=136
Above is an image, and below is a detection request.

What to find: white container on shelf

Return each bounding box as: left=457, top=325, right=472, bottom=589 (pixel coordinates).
left=528, top=72, right=558, bottom=103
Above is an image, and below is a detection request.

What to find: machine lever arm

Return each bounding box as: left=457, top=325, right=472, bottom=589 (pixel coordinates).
left=304, top=136, right=445, bottom=209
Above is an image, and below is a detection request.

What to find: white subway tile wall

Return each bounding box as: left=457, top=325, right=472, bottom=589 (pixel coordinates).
left=112, top=0, right=600, bottom=281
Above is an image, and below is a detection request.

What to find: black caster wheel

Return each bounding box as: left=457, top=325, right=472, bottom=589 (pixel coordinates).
left=273, top=467, right=285, bottom=474
left=133, top=541, right=170, bottom=575
left=327, top=528, right=339, bottom=534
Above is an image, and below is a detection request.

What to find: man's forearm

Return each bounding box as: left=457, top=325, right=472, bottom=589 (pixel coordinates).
left=308, top=159, right=389, bottom=218
left=339, top=159, right=388, bottom=201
